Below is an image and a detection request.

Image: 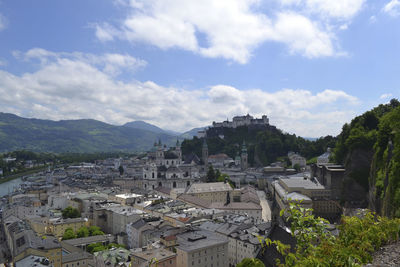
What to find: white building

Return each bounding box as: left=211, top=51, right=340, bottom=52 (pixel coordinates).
left=212, top=114, right=269, bottom=129
left=317, top=148, right=332, bottom=165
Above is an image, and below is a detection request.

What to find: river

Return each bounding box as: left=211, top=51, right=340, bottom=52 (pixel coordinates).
left=0, top=178, right=24, bottom=197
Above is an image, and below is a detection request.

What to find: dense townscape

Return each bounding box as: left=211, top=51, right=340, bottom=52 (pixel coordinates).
left=0, top=114, right=350, bottom=267
left=0, top=108, right=400, bottom=267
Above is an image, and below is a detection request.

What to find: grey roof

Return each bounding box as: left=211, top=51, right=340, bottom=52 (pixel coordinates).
left=64, top=235, right=112, bottom=246
left=166, top=166, right=182, bottom=173
left=209, top=202, right=262, bottom=210
left=130, top=218, right=148, bottom=230
left=62, top=251, right=92, bottom=263
left=132, top=248, right=176, bottom=261
left=186, top=182, right=233, bottom=194
left=177, top=194, right=211, bottom=208
left=183, top=153, right=200, bottom=165
left=216, top=223, right=240, bottom=236
left=176, top=230, right=228, bottom=252
left=199, top=221, right=221, bottom=232
left=280, top=177, right=325, bottom=190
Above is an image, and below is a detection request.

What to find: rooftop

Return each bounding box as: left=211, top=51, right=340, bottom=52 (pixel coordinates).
left=186, top=182, right=233, bottom=194
left=209, top=202, right=262, bottom=210
left=280, top=177, right=325, bottom=190
left=132, top=248, right=176, bottom=261
left=64, top=235, right=113, bottom=246
left=115, top=193, right=142, bottom=199
left=176, top=230, right=228, bottom=252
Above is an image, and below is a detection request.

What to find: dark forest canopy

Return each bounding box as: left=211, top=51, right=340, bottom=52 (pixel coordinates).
left=181, top=125, right=336, bottom=167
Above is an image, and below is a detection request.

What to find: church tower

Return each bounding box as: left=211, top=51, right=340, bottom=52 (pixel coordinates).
left=241, top=141, right=248, bottom=170
left=202, top=139, right=208, bottom=167
left=175, top=139, right=182, bottom=164
left=156, top=139, right=164, bottom=166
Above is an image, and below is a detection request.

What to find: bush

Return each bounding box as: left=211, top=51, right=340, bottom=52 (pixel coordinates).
left=62, top=228, right=76, bottom=240
left=62, top=206, right=81, bottom=219
left=237, top=258, right=265, bottom=267
left=263, top=202, right=400, bottom=267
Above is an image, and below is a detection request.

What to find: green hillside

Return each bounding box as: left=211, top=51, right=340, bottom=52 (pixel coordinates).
left=181, top=124, right=336, bottom=166
left=0, top=113, right=176, bottom=153
left=333, top=99, right=400, bottom=217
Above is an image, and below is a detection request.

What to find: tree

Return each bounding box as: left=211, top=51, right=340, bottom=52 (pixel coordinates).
left=87, top=242, right=105, bottom=253
left=62, top=228, right=76, bottom=240
left=88, top=226, right=104, bottom=236
left=62, top=206, right=81, bottom=219
left=76, top=226, right=89, bottom=238
left=206, top=166, right=216, bottom=182
left=118, top=165, right=124, bottom=175
left=237, top=258, right=265, bottom=267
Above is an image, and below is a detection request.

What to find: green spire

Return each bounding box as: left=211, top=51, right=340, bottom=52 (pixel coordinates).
left=242, top=141, right=247, bottom=153
left=202, top=138, right=208, bottom=148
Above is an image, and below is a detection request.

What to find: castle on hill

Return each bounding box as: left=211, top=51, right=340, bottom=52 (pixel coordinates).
left=212, top=114, right=269, bottom=129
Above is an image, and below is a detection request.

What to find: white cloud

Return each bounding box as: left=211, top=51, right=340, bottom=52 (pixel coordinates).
left=0, top=13, right=7, bottom=31
left=95, top=23, right=118, bottom=42
left=272, top=12, right=334, bottom=58
left=18, top=48, right=147, bottom=76
left=280, top=0, right=365, bottom=20
left=95, top=0, right=351, bottom=63
left=369, top=15, right=377, bottom=23
left=383, top=0, right=400, bottom=17
left=0, top=48, right=358, bottom=137
left=380, top=93, right=393, bottom=99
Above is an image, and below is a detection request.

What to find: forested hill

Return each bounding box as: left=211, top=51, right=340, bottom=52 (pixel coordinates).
left=0, top=113, right=176, bottom=153
left=181, top=123, right=336, bottom=166
left=332, top=99, right=400, bottom=217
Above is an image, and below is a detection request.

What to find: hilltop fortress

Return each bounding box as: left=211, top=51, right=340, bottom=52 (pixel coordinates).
left=212, top=114, right=269, bottom=128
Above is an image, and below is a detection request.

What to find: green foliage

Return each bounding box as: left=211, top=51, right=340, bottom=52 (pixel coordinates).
left=62, top=225, right=104, bottom=241
left=62, top=206, right=81, bottom=219
left=206, top=166, right=216, bottom=182
left=306, top=157, right=317, bottom=165
left=62, top=228, right=76, bottom=240
left=372, top=104, right=400, bottom=217
left=88, top=226, right=104, bottom=236
left=331, top=99, right=400, bottom=217
left=263, top=202, right=400, bottom=267
left=293, top=163, right=301, bottom=172
left=87, top=242, right=104, bottom=253
left=182, top=127, right=336, bottom=166
left=87, top=242, right=125, bottom=254
left=334, top=100, right=399, bottom=164
left=237, top=258, right=265, bottom=267
left=76, top=226, right=89, bottom=238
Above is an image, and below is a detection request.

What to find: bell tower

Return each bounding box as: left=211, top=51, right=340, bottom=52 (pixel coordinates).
left=202, top=139, right=208, bottom=167
left=241, top=141, right=248, bottom=170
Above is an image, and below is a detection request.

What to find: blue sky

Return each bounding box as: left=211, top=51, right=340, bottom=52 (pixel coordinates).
left=0, top=0, right=399, bottom=137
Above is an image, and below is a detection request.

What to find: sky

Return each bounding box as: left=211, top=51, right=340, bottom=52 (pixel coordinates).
left=0, top=0, right=399, bottom=137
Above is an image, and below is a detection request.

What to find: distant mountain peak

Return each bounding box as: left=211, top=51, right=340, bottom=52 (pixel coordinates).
left=123, top=120, right=171, bottom=135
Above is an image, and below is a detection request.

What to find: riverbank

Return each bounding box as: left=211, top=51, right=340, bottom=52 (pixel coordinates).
left=0, top=165, right=48, bottom=184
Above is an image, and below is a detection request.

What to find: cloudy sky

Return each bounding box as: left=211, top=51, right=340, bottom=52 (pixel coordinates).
left=0, top=0, right=399, bottom=137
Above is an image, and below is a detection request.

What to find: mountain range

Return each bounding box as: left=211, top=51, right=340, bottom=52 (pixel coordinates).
left=0, top=113, right=204, bottom=153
